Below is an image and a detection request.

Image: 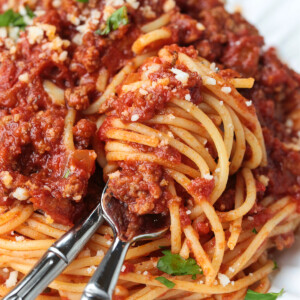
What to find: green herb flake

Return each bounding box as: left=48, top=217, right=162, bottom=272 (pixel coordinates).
left=273, top=261, right=279, bottom=270
left=245, top=289, right=284, bottom=300
left=252, top=228, right=258, bottom=234
left=155, top=277, right=175, bottom=289
left=96, top=6, right=129, bottom=35
left=76, top=0, right=89, bottom=2
left=157, top=250, right=203, bottom=278
left=25, top=5, right=35, bottom=18
left=0, top=7, right=35, bottom=29
left=63, top=169, right=71, bottom=179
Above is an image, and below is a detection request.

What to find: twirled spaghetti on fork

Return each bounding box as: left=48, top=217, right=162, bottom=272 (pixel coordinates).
left=0, top=0, right=299, bottom=299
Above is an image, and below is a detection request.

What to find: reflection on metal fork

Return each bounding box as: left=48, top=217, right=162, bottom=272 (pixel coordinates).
left=81, top=192, right=168, bottom=300
left=3, top=183, right=109, bottom=300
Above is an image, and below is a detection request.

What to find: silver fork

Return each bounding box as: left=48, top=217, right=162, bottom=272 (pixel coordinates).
left=81, top=191, right=168, bottom=300
left=3, top=183, right=108, bottom=300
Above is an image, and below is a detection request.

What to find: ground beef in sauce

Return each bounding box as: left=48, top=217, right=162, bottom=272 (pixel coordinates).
left=107, top=161, right=171, bottom=216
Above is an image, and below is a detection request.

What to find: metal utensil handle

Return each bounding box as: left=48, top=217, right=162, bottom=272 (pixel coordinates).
left=81, top=237, right=130, bottom=300
left=3, top=203, right=105, bottom=300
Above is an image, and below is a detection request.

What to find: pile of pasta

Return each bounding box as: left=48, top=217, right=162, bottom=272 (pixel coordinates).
left=1, top=44, right=299, bottom=300
left=0, top=9, right=299, bottom=299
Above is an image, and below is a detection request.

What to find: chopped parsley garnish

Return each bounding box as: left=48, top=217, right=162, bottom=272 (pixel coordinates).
left=0, top=6, right=34, bottom=29
left=96, top=6, right=129, bottom=35
left=273, top=261, right=278, bottom=270
left=155, top=276, right=175, bottom=289
left=25, top=5, right=35, bottom=18
left=252, top=228, right=258, bottom=234
left=63, top=169, right=71, bottom=179
left=245, top=289, right=284, bottom=300
left=157, top=250, right=202, bottom=278
left=76, top=0, right=89, bottom=2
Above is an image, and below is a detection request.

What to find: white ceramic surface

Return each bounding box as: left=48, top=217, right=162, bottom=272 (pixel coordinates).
left=225, top=1, right=300, bottom=299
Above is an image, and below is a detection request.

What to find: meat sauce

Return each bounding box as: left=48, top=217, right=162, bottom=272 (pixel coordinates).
left=0, top=0, right=299, bottom=231
left=107, top=161, right=171, bottom=216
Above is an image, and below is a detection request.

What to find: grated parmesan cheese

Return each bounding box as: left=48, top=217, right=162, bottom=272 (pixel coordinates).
left=0, top=28, right=7, bottom=39
left=139, top=88, right=148, bottom=95
left=72, top=33, right=83, bottom=45
left=286, top=119, right=293, bottom=128
left=96, top=250, right=104, bottom=256
left=121, top=265, right=126, bottom=272
left=15, top=236, right=25, bottom=242
left=58, top=51, right=68, bottom=61
left=73, top=195, right=82, bottom=201
left=140, top=5, right=156, bottom=18
left=203, top=76, right=216, bottom=85
left=12, top=187, right=30, bottom=201
left=67, top=14, right=80, bottom=26
left=219, top=101, right=223, bottom=106
left=210, top=62, right=216, bottom=72
left=159, top=139, right=169, bottom=146
left=126, top=0, right=140, bottom=9
left=186, top=210, right=191, bottom=215
left=257, top=175, right=269, bottom=187
left=218, top=273, right=230, bottom=287
left=203, top=173, right=213, bottom=180
left=5, top=271, right=18, bottom=288
left=35, top=10, right=46, bottom=17
left=131, top=114, right=139, bottom=122
left=52, top=0, right=61, bottom=8
left=167, top=131, right=174, bottom=138
left=170, top=68, right=189, bottom=85
left=27, top=26, right=44, bottom=44
left=221, top=86, right=231, bottom=94
left=0, top=171, right=13, bottom=188
left=185, top=94, right=191, bottom=101
left=245, top=100, right=252, bottom=107
left=109, top=171, right=121, bottom=179
left=196, top=22, right=205, bottom=31
left=106, top=0, right=125, bottom=6
left=19, top=6, right=27, bottom=16
left=19, top=73, right=29, bottom=83
left=87, top=266, right=97, bottom=274
left=163, top=0, right=175, bottom=12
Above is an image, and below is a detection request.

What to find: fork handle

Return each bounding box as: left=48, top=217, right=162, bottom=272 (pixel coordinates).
left=3, top=204, right=104, bottom=300
left=81, top=237, right=130, bottom=300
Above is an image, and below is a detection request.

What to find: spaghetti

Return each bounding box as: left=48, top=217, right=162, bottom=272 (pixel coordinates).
left=0, top=0, right=299, bottom=299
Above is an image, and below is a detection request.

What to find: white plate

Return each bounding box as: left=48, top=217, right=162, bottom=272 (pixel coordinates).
left=226, top=1, right=300, bottom=298
left=226, top=0, right=300, bottom=73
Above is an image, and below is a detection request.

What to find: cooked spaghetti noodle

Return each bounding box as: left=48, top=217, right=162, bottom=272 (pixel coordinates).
left=0, top=0, right=299, bottom=299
